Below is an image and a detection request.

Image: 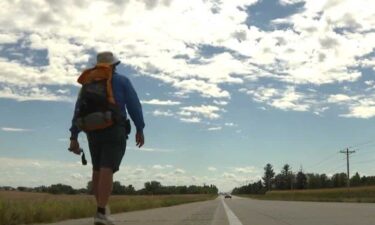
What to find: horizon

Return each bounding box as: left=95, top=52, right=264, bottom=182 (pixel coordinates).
left=0, top=0, right=375, bottom=192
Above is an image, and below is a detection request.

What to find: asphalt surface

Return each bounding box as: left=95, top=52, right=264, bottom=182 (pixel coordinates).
left=38, top=196, right=375, bottom=225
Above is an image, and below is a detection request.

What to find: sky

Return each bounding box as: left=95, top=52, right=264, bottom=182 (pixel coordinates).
left=0, top=0, right=374, bottom=192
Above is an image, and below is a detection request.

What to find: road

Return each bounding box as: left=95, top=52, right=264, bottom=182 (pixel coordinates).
left=39, top=196, right=375, bottom=225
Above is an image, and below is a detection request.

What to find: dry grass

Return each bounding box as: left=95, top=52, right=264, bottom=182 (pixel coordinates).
left=240, top=186, right=375, bottom=203
left=0, top=191, right=216, bottom=225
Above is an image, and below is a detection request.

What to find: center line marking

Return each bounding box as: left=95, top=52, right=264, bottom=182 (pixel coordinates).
left=222, top=198, right=243, bottom=225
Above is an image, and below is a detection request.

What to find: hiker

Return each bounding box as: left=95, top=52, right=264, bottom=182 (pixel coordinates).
left=68, top=51, right=145, bottom=225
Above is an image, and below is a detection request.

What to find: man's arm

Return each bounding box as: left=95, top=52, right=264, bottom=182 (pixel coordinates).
left=122, top=77, right=145, bottom=147
left=69, top=91, right=82, bottom=154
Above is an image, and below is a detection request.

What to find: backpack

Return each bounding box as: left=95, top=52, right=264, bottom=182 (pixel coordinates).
left=75, top=64, right=121, bottom=132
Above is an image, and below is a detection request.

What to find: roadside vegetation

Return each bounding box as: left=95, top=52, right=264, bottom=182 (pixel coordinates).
left=0, top=181, right=218, bottom=225
left=232, top=163, right=375, bottom=202
left=0, top=192, right=216, bottom=225
left=3, top=180, right=218, bottom=195
left=240, top=186, right=375, bottom=203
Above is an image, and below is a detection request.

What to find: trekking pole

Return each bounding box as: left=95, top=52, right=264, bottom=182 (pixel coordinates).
left=80, top=148, right=87, bottom=165
left=68, top=148, right=87, bottom=166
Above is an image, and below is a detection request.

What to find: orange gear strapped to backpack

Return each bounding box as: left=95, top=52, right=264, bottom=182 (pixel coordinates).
left=75, top=64, right=119, bottom=132
left=77, top=64, right=116, bottom=104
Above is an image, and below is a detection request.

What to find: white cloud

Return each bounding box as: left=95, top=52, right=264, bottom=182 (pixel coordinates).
left=343, top=105, right=375, bottom=119
left=171, top=78, right=231, bottom=99
left=177, top=111, right=192, bottom=117
left=1, top=127, right=32, bottom=132
left=56, top=89, right=70, bottom=94
left=71, top=173, right=84, bottom=180
left=233, top=166, right=258, bottom=174
left=32, top=162, right=42, bottom=168
left=0, top=85, right=73, bottom=102
left=0, top=0, right=259, bottom=102
left=208, top=126, right=222, bottom=131
left=213, top=100, right=228, bottom=106
left=155, top=173, right=168, bottom=180
left=245, top=86, right=313, bottom=112
left=180, top=105, right=221, bottom=119
left=133, top=168, right=146, bottom=174
left=327, top=94, right=353, bottom=103
left=224, top=122, right=236, bottom=127
left=142, top=99, right=181, bottom=105
left=222, top=172, right=237, bottom=179
left=174, top=168, right=186, bottom=174
left=0, top=157, right=265, bottom=192
left=128, top=147, right=174, bottom=153
left=152, top=165, right=164, bottom=170
left=341, top=98, right=375, bottom=119
left=152, top=109, right=174, bottom=117
left=180, top=117, right=201, bottom=123
left=0, top=0, right=374, bottom=119
left=0, top=33, right=22, bottom=44
left=0, top=157, right=90, bottom=188
left=279, top=0, right=304, bottom=5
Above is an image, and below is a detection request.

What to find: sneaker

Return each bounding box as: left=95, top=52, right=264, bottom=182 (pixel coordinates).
left=105, top=205, right=111, bottom=216
left=94, top=212, right=115, bottom=225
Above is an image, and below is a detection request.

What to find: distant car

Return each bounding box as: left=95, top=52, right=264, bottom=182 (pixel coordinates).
left=224, top=194, right=232, bottom=199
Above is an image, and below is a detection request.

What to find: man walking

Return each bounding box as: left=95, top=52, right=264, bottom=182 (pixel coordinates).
left=69, top=51, right=145, bottom=225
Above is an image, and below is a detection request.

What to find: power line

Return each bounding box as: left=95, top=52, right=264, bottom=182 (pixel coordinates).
left=351, top=158, right=375, bottom=165
left=355, top=145, right=375, bottom=154
left=306, top=152, right=339, bottom=171
left=351, top=151, right=375, bottom=160
left=348, top=140, right=375, bottom=149
left=326, top=162, right=346, bottom=175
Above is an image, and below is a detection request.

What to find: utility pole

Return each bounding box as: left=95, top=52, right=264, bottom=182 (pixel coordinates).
left=340, top=148, right=356, bottom=188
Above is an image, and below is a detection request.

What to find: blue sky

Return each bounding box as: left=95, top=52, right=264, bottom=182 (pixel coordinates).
left=0, top=0, right=374, bottom=192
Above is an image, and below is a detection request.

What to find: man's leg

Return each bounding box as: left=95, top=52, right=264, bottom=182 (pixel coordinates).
left=92, top=170, right=100, bottom=203
left=97, top=167, right=113, bottom=208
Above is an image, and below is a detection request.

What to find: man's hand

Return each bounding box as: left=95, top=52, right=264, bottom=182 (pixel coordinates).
left=69, top=139, right=81, bottom=155
left=136, top=131, right=144, bottom=148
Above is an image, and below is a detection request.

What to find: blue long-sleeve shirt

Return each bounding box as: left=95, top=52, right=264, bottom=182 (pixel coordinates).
left=70, top=71, right=145, bottom=139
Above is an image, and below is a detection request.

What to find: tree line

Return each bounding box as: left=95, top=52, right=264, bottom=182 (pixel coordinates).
left=1, top=181, right=218, bottom=195
left=232, top=163, right=375, bottom=195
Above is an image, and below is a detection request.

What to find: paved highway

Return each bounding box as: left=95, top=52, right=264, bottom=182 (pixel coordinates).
left=39, top=196, right=375, bottom=225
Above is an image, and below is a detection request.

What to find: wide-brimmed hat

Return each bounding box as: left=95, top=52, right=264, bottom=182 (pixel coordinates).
left=96, top=51, right=121, bottom=65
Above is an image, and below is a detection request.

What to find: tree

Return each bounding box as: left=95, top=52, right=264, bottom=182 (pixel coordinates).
left=281, top=164, right=294, bottom=190
left=87, top=181, right=93, bottom=194
left=350, top=172, right=361, bottom=187
left=274, top=174, right=286, bottom=190
left=295, top=171, right=307, bottom=189
left=332, top=173, right=347, bottom=187
left=262, top=163, right=275, bottom=191
left=319, top=174, right=331, bottom=188
left=112, top=181, right=126, bottom=195
left=307, top=173, right=321, bottom=189
left=124, top=185, right=136, bottom=195
left=144, top=181, right=162, bottom=194
left=48, top=184, right=76, bottom=194
left=231, top=180, right=265, bottom=195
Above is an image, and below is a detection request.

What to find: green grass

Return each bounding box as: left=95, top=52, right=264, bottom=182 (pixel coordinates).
left=0, top=191, right=217, bottom=225
left=239, top=186, right=375, bottom=203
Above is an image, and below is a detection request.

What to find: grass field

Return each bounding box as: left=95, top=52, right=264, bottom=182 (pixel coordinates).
left=240, top=186, right=375, bottom=203
left=0, top=191, right=217, bottom=225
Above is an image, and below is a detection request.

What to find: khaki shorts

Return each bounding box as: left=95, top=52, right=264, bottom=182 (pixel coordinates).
left=86, top=124, right=127, bottom=173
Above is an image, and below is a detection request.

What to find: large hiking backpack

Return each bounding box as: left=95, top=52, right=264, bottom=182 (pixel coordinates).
left=75, top=64, right=121, bottom=132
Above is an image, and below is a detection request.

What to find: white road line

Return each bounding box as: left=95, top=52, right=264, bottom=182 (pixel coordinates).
left=221, top=198, right=243, bottom=225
